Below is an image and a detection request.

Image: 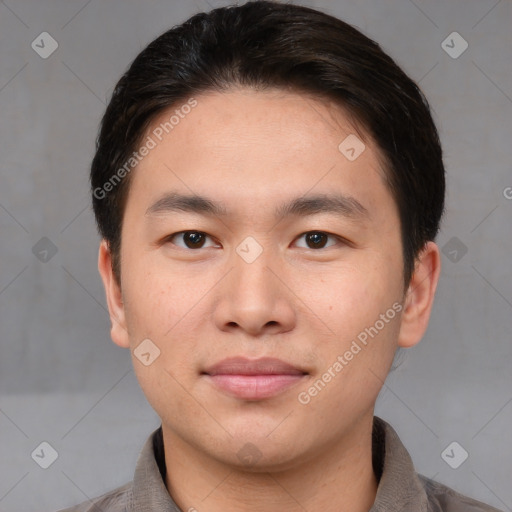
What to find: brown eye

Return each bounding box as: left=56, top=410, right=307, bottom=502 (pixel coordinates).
left=183, top=231, right=205, bottom=248
left=305, top=232, right=328, bottom=248
left=295, top=231, right=339, bottom=250
left=166, top=231, right=217, bottom=249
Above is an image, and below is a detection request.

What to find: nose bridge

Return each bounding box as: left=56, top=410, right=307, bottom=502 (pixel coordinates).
left=231, top=236, right=276, bottom=296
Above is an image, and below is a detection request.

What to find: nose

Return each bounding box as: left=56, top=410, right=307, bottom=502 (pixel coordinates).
left=213, top=244, right=296, bottom=337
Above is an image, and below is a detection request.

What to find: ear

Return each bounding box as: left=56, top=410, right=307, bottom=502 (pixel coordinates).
left=97, top=239, right=130, bottom=349
left=397, top=241, right=441, bottom=348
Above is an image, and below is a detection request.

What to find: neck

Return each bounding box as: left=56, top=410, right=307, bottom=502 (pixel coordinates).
left=162, top=412, right=378, bottom=512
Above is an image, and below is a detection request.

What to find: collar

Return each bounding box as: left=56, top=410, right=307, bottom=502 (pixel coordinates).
left=369, top=417, right=429, bottom=512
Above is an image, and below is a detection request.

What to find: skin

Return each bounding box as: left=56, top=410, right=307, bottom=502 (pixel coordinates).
left=98, top=87, right=441, bottom=512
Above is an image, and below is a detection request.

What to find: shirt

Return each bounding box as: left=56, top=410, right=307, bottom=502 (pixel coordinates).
left=57, top=416, right=504, bottom=512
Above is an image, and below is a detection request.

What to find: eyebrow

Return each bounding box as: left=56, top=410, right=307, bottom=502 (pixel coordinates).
left=145, top=191, right=369, bottom=221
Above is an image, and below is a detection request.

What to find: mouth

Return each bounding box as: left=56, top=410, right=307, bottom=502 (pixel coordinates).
left=202, top=356, right=308, bottom=400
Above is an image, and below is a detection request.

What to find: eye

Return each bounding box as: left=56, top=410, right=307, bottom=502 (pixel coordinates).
left=165, top=231, right=218, bottom=249
left=164, top=230, right=343, bottom=251
left=294, top=231, right=341, bottom=249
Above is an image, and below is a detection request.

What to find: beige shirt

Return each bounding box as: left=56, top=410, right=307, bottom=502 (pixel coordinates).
left=57, top=416, right=504, bottom=512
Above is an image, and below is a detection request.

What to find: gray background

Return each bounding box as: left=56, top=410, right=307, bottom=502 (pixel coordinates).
left=0, top=0, right=510, bottom=510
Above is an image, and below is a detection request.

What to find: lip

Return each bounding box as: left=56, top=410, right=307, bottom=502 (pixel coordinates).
left=202, top=357, right=308, bottom=400
left=203, top=356, right=306, bottom=376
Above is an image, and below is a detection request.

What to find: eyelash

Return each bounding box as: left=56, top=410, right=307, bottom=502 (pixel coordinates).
left=163, top=230, right=344, bottom=250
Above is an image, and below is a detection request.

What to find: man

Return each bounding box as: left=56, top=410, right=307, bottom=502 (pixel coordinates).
left=60, top=1, right=503, bottom=511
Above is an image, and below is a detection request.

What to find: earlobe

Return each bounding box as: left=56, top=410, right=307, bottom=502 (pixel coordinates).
left=97, top=240, right=130, bottom=349
left=397, top=241, right=441, bottom=348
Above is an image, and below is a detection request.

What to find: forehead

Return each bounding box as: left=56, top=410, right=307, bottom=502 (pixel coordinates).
left=145, top=87, right=371, bottom=156
left=127, top=87, right=394, bottom=220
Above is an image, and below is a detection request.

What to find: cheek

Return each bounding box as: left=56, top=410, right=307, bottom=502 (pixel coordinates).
left=122, top=258, right=215, bottom=372
left=295, top=268, right=401, bottom=420
left=123, top=264, right=206, bottom=414
left=303, top=263, right=389, bottom=338
left=301, top=258, right=402, bottom=380
left=122, top=256, right=191, bottom=336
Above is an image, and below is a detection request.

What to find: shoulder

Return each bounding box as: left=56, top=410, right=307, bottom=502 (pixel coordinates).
left=55, top=481, right=132, bottom=512
left=418, top=474, right=505, bottom=512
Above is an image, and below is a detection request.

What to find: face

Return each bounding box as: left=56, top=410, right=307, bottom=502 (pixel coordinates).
left=99, top=87, right=438, bottom=471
